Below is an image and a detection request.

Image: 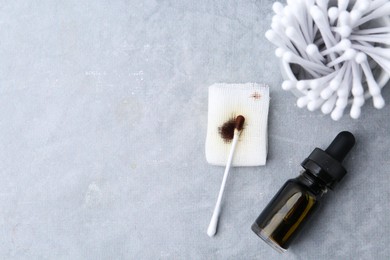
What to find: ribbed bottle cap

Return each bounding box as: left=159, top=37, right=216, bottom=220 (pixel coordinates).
left=301, top=131, right=355, bottom=189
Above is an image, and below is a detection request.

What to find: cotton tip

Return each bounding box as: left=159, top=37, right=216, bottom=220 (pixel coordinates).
left=307, top=98, right=323, bottom=111
left=339, top=39, right=351, bottom=50
left=354, top=96, right=365, bottom=107
left=336, top=98, right=348, bottom=108
left=297, top=96, right=310, bottom=108
left=315, top=0, right=329, bottom=12
left=265, top=30, right=276, bottom=42
left=344, top=48, right=357, bottom=60
left=373, top=95, right=385, bottom=109
left=282, top=80, right=295, bottom=90
left=307, top=90, right=319, bottom=100
left=285, top=27, right=304, bottom=46
left=331, top=107, right=344, bottom=121
left=283, top=5, right=293, bottom=17
left=355, top=0, right=370, bottom=11
left=321, top=96, right=337, bottom=114
left=321, top=39, right=351, bottom=56
left=285, top=27, right=296, bottom=39
left=310, top=6, right=323, bottom=20
left=350, top=105, right=361, bottom=119
left=321, top=87, right=334, bottom=99
left=235, top=115, right=245, bottom=131
left=369, top=84, right=381, bottom=97
left=310, top=80, right=320, bottom=90
left=275, top=48, right=285, bottom=58
left=282, top=52, right=294, bottom=62
left=272, top=2, right=284, bottom=14
left=338, top=10, right=350, bottom=26
left=349, top=10, right=362, bottom=24
left=355, top=52, right=367, bottom=64
left=272, top=15, right=280, bottom=24
left=328, top=7, right=339, bottom=21
left=306, top=44, right=318, bottom=56
left=337, top=87, right=349, bottom=97
left=329, top=79, right=341, bottom=91
left=296, top=81, right=308, bottom=90
left=352, top=84, right=364, bottom=96
left=338, top=0, right=349, bottom=11
left=327, top=48, right=356, bottom=67
left=336, top=26, right=352, bottom=38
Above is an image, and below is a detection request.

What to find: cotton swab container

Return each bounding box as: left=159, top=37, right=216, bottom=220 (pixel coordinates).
left=269, top=0, right=390, bottom=120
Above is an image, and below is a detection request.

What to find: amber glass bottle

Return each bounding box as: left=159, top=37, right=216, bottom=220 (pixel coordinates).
left=252, top=131, right=355, bottom=253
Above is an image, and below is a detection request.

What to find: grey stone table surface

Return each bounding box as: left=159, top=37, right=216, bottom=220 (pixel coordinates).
left=1, top=0, right=389, bottom=259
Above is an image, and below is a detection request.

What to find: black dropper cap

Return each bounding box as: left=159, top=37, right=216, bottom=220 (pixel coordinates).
left=301, top=131, right=355, bottom=189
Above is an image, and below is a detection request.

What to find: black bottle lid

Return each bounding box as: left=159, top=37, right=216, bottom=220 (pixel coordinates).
left=301, top=131, right=355, bottom=189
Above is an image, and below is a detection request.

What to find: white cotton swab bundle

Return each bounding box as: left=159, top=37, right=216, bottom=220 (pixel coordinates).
left=266, top=0, right=390, bottom=120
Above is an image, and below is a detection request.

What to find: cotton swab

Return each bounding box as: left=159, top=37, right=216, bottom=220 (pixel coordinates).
left=288, top=2, right=313, bottom=42
left=297, top=95, right=311, bottom=108
left=328, top=7, right=339, bottom=26
left=351, top=0, right=370, bottom=12
left=315, top=0, right=329, bottom=15
left=331, top=103, right=346, bottom=120
left=337, top=0, right=349, bottom=12
left=352, top=27, right=390, bottom=35
left=326, top=48, right=356, bottom=68
left=307, top=97, right=325, bottom=111
left=355, top=52, right=385, bottom=109
left=351, top=62, right=364, bottom=97
left=207, top=115, right=245, bottom=237
left=338, top=10, right=350, bottom=26
left=310, top=6, right=339, bottom=69
left=305, top=0, right=317, bottom=37
left=272, top=2, right=284, bottom=15
left=359, top=51, right=390, bottom=80
left=321, top=93, right=338, bottom=114
left=358, top=0, right=386, bottom=15
left=320, top=63, right=348, bottom=99
left=306, top=44, right=326, bottom=62
left=265, top=30, right=300, bottom=54
left=349, top=34, right=390, bottom=45
left=354, top=2, right=390, bottom=27
left=350, top=62, right=365, bottom=119
left=283, top=51, right=333, bottom=74
left=349, top=10, right=362, bottom=25
left=337, top=63, right=352, bottom=98
left=352, top=44, right=390, bottom=60
left=310, top=6, right=338, bottom=46
left=321, top=38, right=351, bottom=56
left=285, top=27, right=312, bottom=59
left=350, top=95, right=365, bottom=119
left=282, top=80, right=296, bottom=90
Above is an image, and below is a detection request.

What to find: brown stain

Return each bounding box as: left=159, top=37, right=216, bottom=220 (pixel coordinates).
left=218, top=118, right=236, bottom=143
left=218, top=115, right=245, bottom=143
left=250, top=92, right=262, bottom=100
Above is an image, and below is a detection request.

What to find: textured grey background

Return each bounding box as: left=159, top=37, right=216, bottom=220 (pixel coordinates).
left=0, top=0, right=389, bottom=259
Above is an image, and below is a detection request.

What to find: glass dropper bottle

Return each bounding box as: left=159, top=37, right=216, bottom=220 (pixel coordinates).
left=251, top=131, right=355, bottom=253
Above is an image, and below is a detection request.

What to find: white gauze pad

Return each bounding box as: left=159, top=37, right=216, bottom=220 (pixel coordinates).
left=205, top=83, right=269, bottom=166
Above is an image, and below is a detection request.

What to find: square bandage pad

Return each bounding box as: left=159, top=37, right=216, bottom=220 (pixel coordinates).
left=205, top=83, right=269, bottom=166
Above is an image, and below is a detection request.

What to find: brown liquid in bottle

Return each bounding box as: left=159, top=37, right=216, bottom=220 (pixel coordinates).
left=252, top=131, right=355, bottom=252
left=252, top=173, right=324, bottom=252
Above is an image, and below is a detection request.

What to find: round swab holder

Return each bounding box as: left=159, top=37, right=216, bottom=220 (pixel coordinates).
left=270, top=0, right=390, bottom=120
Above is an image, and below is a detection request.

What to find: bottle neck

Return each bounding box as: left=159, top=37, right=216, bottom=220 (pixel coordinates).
left=296, top=170, right=328, bottom=198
